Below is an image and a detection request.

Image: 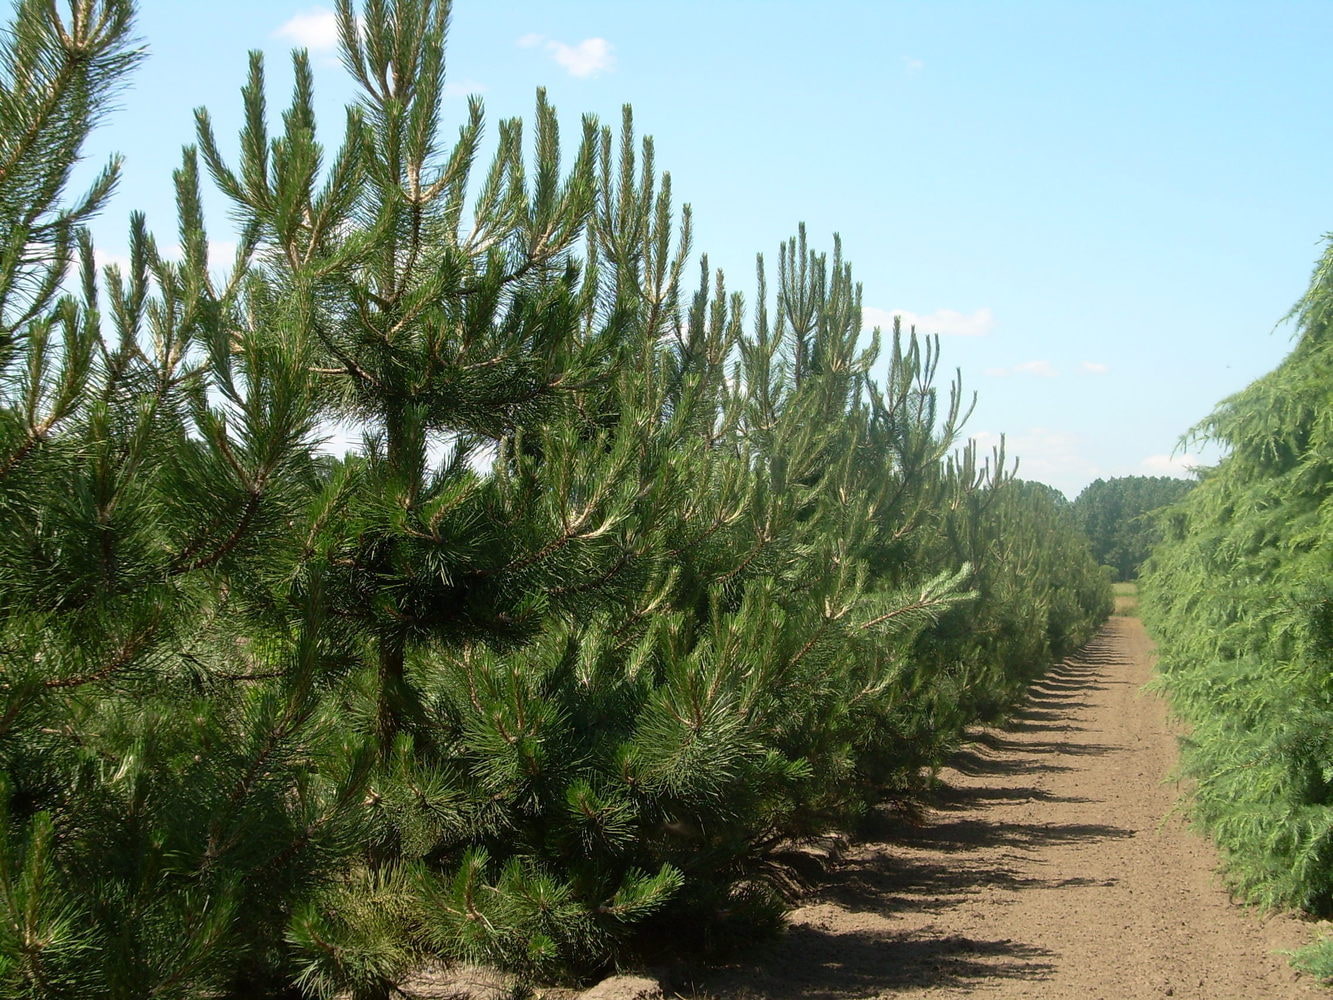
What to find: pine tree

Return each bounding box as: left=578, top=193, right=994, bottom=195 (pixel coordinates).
left=191, top=3, right=708, bottom=987
left=0, top=2, right=379, bottom=994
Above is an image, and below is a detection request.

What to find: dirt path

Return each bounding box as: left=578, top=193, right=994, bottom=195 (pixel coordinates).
left=675, top=616, right=1322, bottom=1000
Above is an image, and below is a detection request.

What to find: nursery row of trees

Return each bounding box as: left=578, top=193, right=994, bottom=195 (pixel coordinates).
left=0, top=1, right=1109, bottom=995
left=1142, top=240, right=1333, bottom=978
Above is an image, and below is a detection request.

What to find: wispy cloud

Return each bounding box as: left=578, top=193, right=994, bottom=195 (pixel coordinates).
left=274, top=7, right=339, bottom=52
left=156, top=241, right=242, bottom=275
left=518, top=34, right=615, bottom=78
left=986, top=359, right=1059, bottom=378
left=1079, top=361, right=1110, bottom=375
left=903, top=56, right=925, bottom=76
left=971, top=427, right=1103, bottom=498
left=92, top=248, right=132, bottom=275
left=67, top=241, right=240, bottom=291
left=863, top=305, right=993, bottom=337
left=1015, top=360, right=1058, bottom=377
left=1141, top=453, right=1200, bottom=478
left=443, top=79, right=487, bottom=99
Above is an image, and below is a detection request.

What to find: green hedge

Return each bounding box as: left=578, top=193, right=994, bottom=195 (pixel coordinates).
left=1142, top=236, right=1333, bottom=979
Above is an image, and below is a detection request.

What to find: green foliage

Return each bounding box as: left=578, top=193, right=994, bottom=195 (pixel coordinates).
left=1073, top=475, right=1195, bottom=581
left=1142, top=236, right=1333, bottom=970
left=0, top=0, right=140, bottom=351
left=0, top=0, right=1110, bottom=995
left=1293, top=936, right=1333, bottom=982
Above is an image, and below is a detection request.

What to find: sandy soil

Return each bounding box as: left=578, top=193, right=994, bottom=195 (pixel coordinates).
left=638, top=616, right=1324, bottom=1000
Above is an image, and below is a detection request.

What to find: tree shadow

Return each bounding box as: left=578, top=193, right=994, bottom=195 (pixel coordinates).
left=1028, top=675, right=1106, bottom=695
left=948, top=748, right=1077, bottom=777
left=671, top=622, right=1135, bottom=999
left=1000, top=718, right=1080, bottom=736
left=930, top=782, right=1092, bottom=811
left=891, top=817, right=1134, bottom=854
left=1020, top=739, right=1123, bottom=757
left=1022, top=695, right=1094, bottom=711
left=813, top=846, right=1116, bottom=915
left=688, top=926, right=1057, bottom=999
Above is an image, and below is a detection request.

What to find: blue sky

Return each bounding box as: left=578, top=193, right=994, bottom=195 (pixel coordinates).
left=75, top=1, right=1333, bottom=499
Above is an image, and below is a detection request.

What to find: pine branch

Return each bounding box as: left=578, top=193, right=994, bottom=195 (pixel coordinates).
left=167, top=489, right=262, bottom=576
left=41, top=625, right=154, bottom=690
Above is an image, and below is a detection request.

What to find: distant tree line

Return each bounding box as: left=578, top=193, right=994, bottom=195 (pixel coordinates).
left=1072, top=475, right=1195, bottom=580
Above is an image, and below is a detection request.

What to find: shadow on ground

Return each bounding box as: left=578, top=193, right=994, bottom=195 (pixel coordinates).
left=684, top=927, right=1057, bottom=999
left=679, top=633, right=1131, bottom=998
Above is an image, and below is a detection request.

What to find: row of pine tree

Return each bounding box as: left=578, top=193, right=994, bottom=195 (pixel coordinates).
left=0, top=1, right=1109, bottom=995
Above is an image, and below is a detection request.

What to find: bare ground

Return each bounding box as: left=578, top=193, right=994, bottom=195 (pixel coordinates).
left=629, top=617, right=1324, bottom=1000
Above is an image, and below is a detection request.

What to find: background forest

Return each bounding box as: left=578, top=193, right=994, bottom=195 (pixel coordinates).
left=1072, top=475, right=1194, bottom=582
left=0, top=1, right=1114, bottom=996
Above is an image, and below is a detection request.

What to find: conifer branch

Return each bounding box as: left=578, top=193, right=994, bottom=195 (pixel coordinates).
left=548, top=548, right=634, bottom=599
left=168, top=489, right=262, bottom=576
left=42, top=626, right=154, bottom=689
left=0, top=416, right=56, bottom=482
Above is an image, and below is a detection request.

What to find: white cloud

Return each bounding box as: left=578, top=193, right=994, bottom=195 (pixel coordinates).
left=208, top=241, right=241, bottom=272
left=547, top=37, right=615, bottom=78
left=68, top=241, right=240, bottom=288
left=971, top=427, right=1104, bottom=499
left=986, top=359, right=1059, bottom=377
left=61, top=247, right=130, bottom=290
left=861, top=306, right=897, bottom=330
left=1141, top=453, right=1200, bottom=478
left=162, top=241, right=240, bottom=274
left=1014, top=359, right=1058, bottom=377
left=274, top=8, right=339, bottom=52
left=443, top=79, right=487, bottom=99
left=970, top=430, right=1014, bottom=462
left=93, top=248, right=132, bottom=275
left=863, top=305, right=993, bottom=337
left=519, top=34, right=616, bottom=78
left=968, top=433, right=1203, bottom=500
left=903, top=56, right=925, bottom=76
left=1080, top=360, right=1110, bottom=375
